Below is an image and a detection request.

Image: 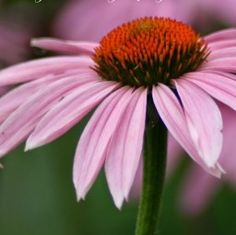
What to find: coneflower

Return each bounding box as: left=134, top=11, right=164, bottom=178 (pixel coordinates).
left=0, top=17, right=236, bottom=235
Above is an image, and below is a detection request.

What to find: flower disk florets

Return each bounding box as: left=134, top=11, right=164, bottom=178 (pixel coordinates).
left=93, top=17, right=209, bottom=87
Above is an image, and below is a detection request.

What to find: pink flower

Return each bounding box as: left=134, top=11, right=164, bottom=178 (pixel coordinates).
left=193, top=0, right=236, bottom=26
left=0, top=22, right=29, bottom=95
left=0, top=3, right=34, bottom=66
left=53, top=0, right=193, bottom=41
left=0, top=24, right=29, bottom=66
left=0, top=17, right=236, bottom=208
left=53, top=0, right=235, bottom=42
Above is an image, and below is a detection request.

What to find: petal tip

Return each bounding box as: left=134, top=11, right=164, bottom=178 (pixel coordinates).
left=30, top=39, right=38, bottom=47
left=75, top=194, right=83, bottom=203
left=114, top=198, right=124, bottom=210
left=75, top=188, right=86, bottom=202
left=24, top=141, right=36, bottom=151
left=208, top=163, right=225, bottom=178
left=74, top=182, right=88, bottom=201
left=25, top=138, right=46, bottom=151
left=0, top=149, right=8, bottom=158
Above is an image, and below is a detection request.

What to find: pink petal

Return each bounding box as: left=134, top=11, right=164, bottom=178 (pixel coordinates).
left=217, top=105, right=236, bottom=185
left=105, top=88, right=147, bottom=208
left=0, top=69, right=96, bottom=123
left=198, top=70, right=236, bottom=80
left=201, top=58, right=236, bottom=73
left=205, top=29, right=236, bottom=43
left=208, top=47, right=236, bottom=60
left=73, top=87, right=135, bottom=200
left=0, top=87, right=9, bottom=96
left=26, top=80, right=118, bottom=150
left=183, top=71, right=236, bottom=111
left=0, top=75, right=55, bottom=123
left=129, top=157, right=143, bottom=201
left=152, top=84, right=223, bottom=177
left=0, top=73, right=96, bottom=157
left=180, top=164, right=219, bottom=215
left=0, top=56, right=94, bottom=86
left=208, top=40, right=236, bottom=51
left=31, top=38, right=98, bottom=56
left=174, top=79, right=223, bottom=167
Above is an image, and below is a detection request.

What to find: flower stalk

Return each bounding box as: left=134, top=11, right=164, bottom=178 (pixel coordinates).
left=135, top=101, right=168, bottom=235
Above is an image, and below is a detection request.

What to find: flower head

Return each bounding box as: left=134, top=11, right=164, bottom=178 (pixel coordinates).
left=0, top=17, right=236, bottom=208
left=93, top=17, right=208, bottom=86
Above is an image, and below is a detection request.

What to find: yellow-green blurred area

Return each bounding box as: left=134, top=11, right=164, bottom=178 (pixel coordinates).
left=1, top=0, right=236, bottom=234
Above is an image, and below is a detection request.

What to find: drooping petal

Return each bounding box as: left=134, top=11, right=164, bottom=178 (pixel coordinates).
left=31, top=38, right=98, bottom=56
left=0, top=56, right=94, bottom=86
left=219, top=111, right=236, bottom=185
left=105, top=88, right=147, bottom=208
left=73, top=87, right=135, bottom=201
left=0, top=75, right=55, bottom=123
left=0, top=69, right=98, bottom=123
left=152, top=84, right=223, bottom=177
left=174, top=79, right=223, bottom=167
left=183, top=71, right=236, bottom=111
left=0, top=73, right=96, bottom=157
left=26, top=81, right=118, bottom=150
left=201, top=57, right=236, bottom=73
left=128, top=156, right=143, bottom=201
left=205, top=29, right=236, bottom=43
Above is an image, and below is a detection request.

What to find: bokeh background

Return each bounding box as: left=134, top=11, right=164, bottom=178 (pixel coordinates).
left=0, top=0, right=236, bottom=234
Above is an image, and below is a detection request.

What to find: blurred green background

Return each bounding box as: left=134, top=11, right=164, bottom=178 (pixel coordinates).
left=1, top=0, right=236, bottom=234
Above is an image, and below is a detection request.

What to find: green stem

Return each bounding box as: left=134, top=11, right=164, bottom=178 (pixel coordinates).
left=135, top=112, right=168, bottom=235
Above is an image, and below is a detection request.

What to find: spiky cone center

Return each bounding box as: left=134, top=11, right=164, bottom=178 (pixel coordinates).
left=93, top=17, right=209, bottom=87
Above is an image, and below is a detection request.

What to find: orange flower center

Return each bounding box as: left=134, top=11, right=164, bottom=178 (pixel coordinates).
left=93, top=17, right=209, bottom=87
